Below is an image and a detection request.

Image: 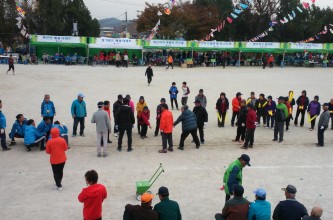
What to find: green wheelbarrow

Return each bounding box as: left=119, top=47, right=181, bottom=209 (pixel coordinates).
left=136, top=163, right=164, bottom=200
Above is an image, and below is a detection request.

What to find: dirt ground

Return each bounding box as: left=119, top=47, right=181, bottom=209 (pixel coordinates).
left=0, top=64, right=332, bottom=220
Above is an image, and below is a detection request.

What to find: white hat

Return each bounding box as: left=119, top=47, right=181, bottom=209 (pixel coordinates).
left=78, top=92, right=85, bottom=98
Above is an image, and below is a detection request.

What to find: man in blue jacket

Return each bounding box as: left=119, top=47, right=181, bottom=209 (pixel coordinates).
left=9, top=114, right=27, bottom=146
left=41, top=94, right=56, bottom=124
left=24, top=119, right=46, bottom=151
left=248, top=188, right=271, bottom=220
left=174, top=105, right=200, bottom=150
left=71, top=93, right=87, bottom=137
left=169, top=82, right=179, bottom=110
left=0, top=100, right=11, bottom=151
left=37, top=116, right=51, bottom=140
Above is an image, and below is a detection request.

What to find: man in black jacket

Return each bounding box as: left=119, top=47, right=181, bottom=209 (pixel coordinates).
left=232, top=99, right=247, bottom=143
left=193, top=100, right=208, bottom=144
left=294, top=90, right=310, bottom=127
left=145, top=65, right=154, bottom=86
left=113, top=94, right=123, bottom=137
left=116, top=98, right=135, bottom=152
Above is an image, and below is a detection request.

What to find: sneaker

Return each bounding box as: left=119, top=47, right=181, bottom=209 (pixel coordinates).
left=127, top=148, right=133, bottom=152
left=26, top=147, right=32, bottom=152
left=2, top=147, right=11, bottom=151
left=159, top=149, right=167, bottom=153
left=40, top=147, right=46, bottom=151
left=249, top=145, right=253, bottom=148
left=316, top=143, right=323, bottom=147
left=232, top=139, right=238, bottom=142
left=117, top=147, right=122, bottom=152
left=9, top=142, right=16, bottom=146
left=97, top=153, right=102, bottom=157
left=177, top=147, right=184, bottom=150
left=154, top=134, right=158, bottom=137
left=167, top=148, right=173, bottom=152
left=286, top=129, right=290, bottom=132
left=80, top=134, right=85, bottom=137
left=103, top=153, right=109, bottom=157
left=144, top=136, right=148, bottom=138
left=271, top=127, right=274, bottom=130
left=141, top=136, right=145, bottom=139
left=57, top=187, right=63, bottom=191
left=196, top=145, right=200, bottom=149
left=309, top=128, right=313, bottom=131
left=71, top=134, right=76, bottom=137
left=279, top=139, right=283, bottom=143
left=107, top=140, right=112, bottom=144
left=265, top=126, right=269, bottom=129
left=272, top=139, right=278, bottom=141
left=200, top=141, right=205, bottom=145
left=239, top=140, right=244, bottom=144
left=114, top=133, right=119, bottom=137
left=240, top=146, right=248, bottom=149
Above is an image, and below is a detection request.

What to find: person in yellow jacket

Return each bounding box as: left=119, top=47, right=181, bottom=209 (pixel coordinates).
left=136, top=96, right=148, bottom=134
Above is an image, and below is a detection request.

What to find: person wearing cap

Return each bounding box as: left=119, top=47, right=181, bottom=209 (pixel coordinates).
left=284, top=97, right=293, bottom=132
left=303, top=207, right=323, bottom=220
left=241, top=104, right=256, bottom=149
left=265, top=95, right=276, bottom=129
left=255, top=94, right=268, bottom=127
left=91, top=102, right=112, bottom=157
left=223, top=154, right=251, bottom=202
left=231, top=92, right=242, bottom=127
left=329, top=98, right=333, bottom=130
left=248, top=188, right=271, bottom=220
left=169, top=82, right=179, bottom=110
left=181, top=82, right=190, bottom=106
left=71, top=93, right=87, bottom=137
left=294, top=90, right=310, bottom=127
left=215, top=185, right=250, bottom=220
left=116, top=98, right=135, bottom=152
left=138, top=106, right=151, bottom=139
left=136, top=96, right=148, bottom=134
left=103, top=100, right=112, bottom=143
left=155, top=98, right=168, bottom=137
left=273, top=97, right=288, bottom=143
left=113, top=95, right=123, bottom=137
left=193, top=99, right=208, bottom=144
left=174, top=105, right=200, bottom=150
left=232, top=99, right=247, bottom=143
left=145, top=65, right=154, bottom=86
left=123, top=193, right=158, bottom=220
left=159, top=103, right=174, bottom=153
left=317, top=103, right=330, bottom=147
left=273, top=185, right=308, bottom=220
left=0, top=100, right=11, bottom=151
left=307, top=96, right=321, bottom=131
left=216, top=92, right=229, bottom=128
left=246, top=92, right=257, bottom=109
left=41, top=94, right=56, bottom=124
left=78, top=170, right=107, bottom=220
left=195, top=89, right=207, bottom=108
left=154, top=186, right=181, bottom=220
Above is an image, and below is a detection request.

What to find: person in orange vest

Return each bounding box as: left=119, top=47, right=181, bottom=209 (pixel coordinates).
left=166, top=55, right=173, bottom=70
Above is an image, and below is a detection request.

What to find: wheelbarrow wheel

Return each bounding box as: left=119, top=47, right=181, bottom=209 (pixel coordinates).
left=136, top=194, right=142, bottom=201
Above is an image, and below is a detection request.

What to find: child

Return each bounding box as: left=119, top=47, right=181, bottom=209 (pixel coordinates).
left=265, top=96, right=276, bottom=129
left=169, top=82, right=179, bottom=110
left=78, top=170, right=107, bottom=220
left=139, top=106, right=151, bottom=139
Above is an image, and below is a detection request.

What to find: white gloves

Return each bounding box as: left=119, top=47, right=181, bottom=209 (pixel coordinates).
left=62, top=123, right=66, bottom=126
left=204, top=122, right=208, bottom=129
left=320, top=126, right=324, bottom=130
left=242, top=123, right=245, bottom=127
left=0, top=129, right=4, bottom=134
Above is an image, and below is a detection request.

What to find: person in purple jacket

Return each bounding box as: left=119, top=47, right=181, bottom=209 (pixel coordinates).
left=265, top=95, right=276, bottom=129
left=307, top=95, right=321, bottom=131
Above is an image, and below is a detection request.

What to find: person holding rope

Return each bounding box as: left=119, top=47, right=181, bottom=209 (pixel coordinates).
left=216, top=92, right=229, bottom=128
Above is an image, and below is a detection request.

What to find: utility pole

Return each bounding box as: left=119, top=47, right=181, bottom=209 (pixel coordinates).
left=125, top=10, right=128, bottom=33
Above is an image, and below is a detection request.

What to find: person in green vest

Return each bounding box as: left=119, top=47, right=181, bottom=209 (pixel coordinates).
left=223, top=154, right=251, bottom=202
left=154, top=186, right=181, bottom=220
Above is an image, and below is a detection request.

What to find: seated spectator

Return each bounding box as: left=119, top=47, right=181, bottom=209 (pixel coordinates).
left=26, top=53, right=30, bottom=64
left=273, top=185, right=308, bottom=220
left=37, top=116, right=52, bottom=140
left=59, top=53, right=65, bottom=64
left=215, top=185, right=250, bottom=220
left=24, top=119, right=46, bottom=151
left=52, top=121, right=69, bottom=146
left=303, top=207, right=323, bottom=220
left=31, top=54, right=37, bottom=64
left=123, top=193, right=158, bottom=220
left=248, top=188, right=271, bottom=220
left=154, top=186, right=181, bottom=220
left=54, top=53, right=60, bottom=64
left=9, top=114, right=27, bottom=146
left=65, top=54, right=71, bottom=65
left=42, top=52, right=49, bottom=63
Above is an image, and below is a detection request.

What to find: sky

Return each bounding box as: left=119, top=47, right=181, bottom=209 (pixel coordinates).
left=83, top=0, right=332, bottom=20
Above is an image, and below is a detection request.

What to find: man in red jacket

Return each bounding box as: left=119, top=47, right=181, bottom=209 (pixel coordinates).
left=231, top=92, right=242, bottom=127
left=241, top=103, right=257, bottom=149
left=78, top=170, right=107, bottom=220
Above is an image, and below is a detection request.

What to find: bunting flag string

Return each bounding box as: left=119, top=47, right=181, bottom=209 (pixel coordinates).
left=146, top=19, right=161, bottom=40
left=248, top=0, right=316, bottom=42
left=202, top=0, right=253, bottom=41
left=297, top=25, right=333, bottom=43
left=14, top=1, right=30, bottom=39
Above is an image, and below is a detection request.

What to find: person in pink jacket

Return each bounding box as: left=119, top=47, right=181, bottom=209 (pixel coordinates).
left=139, top=106, right=151, bottom=139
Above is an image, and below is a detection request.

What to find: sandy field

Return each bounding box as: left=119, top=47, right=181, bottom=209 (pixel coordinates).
left=0, top=64, right=332, bottom=220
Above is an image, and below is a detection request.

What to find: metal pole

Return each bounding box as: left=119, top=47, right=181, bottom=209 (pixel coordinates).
left=238, top=50, right=241, bottom=67
left=282, top=51, right=285, bottom=68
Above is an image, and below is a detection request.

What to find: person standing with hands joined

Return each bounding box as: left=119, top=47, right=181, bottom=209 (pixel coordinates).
left=71, top=93, right=87, bottom=137
left=145, top=64, right=154, bottom=86
left=41, top=94, right=56, bottom=124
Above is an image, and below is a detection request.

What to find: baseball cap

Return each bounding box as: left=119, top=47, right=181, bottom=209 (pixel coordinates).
left=157, top=186, right=169, bottom=196
left=253, top=188, right=266, bottom=197
left=141, top=193, right=154, bottom=203
left=97, top=101, right=104, bottom=107
left=78, top=92, right=85, bottom=98
left=194, top=99, right=201, bottom=104
left=236, top=92, right=243, bottom=97
left=322, top=103, right=329, bottom=107
left=240, top=154, right=251, bottom=166
left=160, top=98, right=166, bottom=102
left=277, top=96, right=285, bottom=100
left=282, top=185, right=297, bottom=194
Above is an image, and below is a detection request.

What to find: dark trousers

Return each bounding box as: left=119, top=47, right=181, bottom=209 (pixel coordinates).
left=310, top=114, right=317, bottom=129
left=118, top=127, right=132, bottom=149
left=62, top=135, right=69, bottom=145
left=295, top=109, right=306, bottom=126
left=179, top=128, right=200, bottom=148
left=51, top=162, right=65, bottom=187
left=140, top=124, right=148, bottom=137
left=166, top=63, right=173, bottom=69
left=197, top=124, right=204, bottom=142
left=236, top=126, right=246, bottom=141
left=0, top=129, right=7, bottom=149
left=11, top=133, right=24, bottom=142
left=231, top=111, right=238, bottom=126
left=331, top=115, right=333, bottom=129
left=114, top=119, right=119, bottom=134
left=147, top=76, right=152, bottom=84
left=274, top=122, right=284, bottom=140
left=7, top=64, right=14, bottom=72
left=285, top=116, right=291, bottom=130
left=218, top=112, right=226, bottom=127
left=116, top=60, right=120, bottom=67
left=154, top=119, right=160, bottom=136
left=267, top=115, right=275, bottom=128
left=317, top=126, right=327, bottom=146
left=257, top=112, right=266, bottom=125
left=162, top=132, right=173, bottom=149
left=137, top=122, right=142, bottom=134
left=244, top=128, right=255, bottom=147
left=215, top=213, right=224, bottom=220
left=25, top=136, right=46, bottom=150
left=225, top=194, right=231, bottom=203
left=73, top=117, right=85, bottom=135
left=170, top=98, right=178, bottom=109
left=181, top=97, right=188, bottom=106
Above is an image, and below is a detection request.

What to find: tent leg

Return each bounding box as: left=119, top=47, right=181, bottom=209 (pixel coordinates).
left=281, top=51, right=285, bottom=68
left=238, top=51, right=241, bottom=67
